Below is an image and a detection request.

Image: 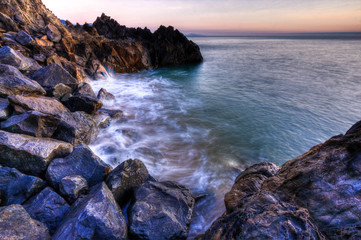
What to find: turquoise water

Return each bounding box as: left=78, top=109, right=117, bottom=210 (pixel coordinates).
left=90, top=37, right=361, bottom=237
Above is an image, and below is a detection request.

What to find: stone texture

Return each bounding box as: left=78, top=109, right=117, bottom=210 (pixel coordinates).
left=8, top=95, right=69, bottom=114
left=0, top=97, right=11, bottom=120
left=0, top=46, right=41, bottom=70
left=59, top=175, right=88, bottom=203
left=15, top=30, right=34, bottom=46
left=63, top=94, right=102, bottom=114
left=74, top=82, right=96, bottom=98
left=0, top=75, right=46, bottom=97
left=52, top=83, right=72, bottom=99
left=45, top=24, right=61, bottom=42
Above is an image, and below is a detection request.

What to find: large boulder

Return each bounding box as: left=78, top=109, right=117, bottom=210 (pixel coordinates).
left=0, top=46, right=41, bottom=71
left=0, top=204, right=51, bottom=240
left=0, top=98, right=11, bottom=120
left=53, top=182, right=128, bottom=240
left=129, top=181, right=195, bottom=240
left=106, top=159, right=150, bottom=205
left=0, top=165, right=46, bottom=206
left=1, top=110, right=60, bottom=137
left=63, top=94, right=103, bottom=114
left=45, top=24, right=62, bottom=42
left=46, top=144, right=110, bottom=188
left=0, top=130, right=73, bottom=176
left=74, top=82, right=96, bottom=98
left=23, top=187, right=70, bottom=234
left=8, top=95, right=69, bottom=114
left=59, top=175, right=89, bottom=203
left=0, top=75, right=46, bottom=97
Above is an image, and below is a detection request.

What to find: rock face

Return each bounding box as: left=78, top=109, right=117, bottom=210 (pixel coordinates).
left=53, top=182, right=128, bottom=240
left=0, top=165, right=46, bottom=206
left=129, top=181, right=195, bottom=240
left=0, top=204, right=51, bottom=240
left=0, top=46, right=41, bottom=70
left=8, top=95, right=69, bottom=114
left=0, top=130, right=73, bottom=176
left=59, top=175, right=88, bottom=203
left=46, top=144, right=110, bottom=188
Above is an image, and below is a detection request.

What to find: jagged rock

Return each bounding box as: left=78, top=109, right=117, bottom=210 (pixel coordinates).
left=52, top=83, right=72, bottom=99
left=33, top=54, right=46, bottom=62
left=106, top=159, right=150, bottom=205
left=8, top=95, right=69, bottom=114
left=46, top=144, right=110, bottom=188
left=63, top=94, right=102, bottom=114
left=0, top=204, right=50, bottom=240
left=1, top=110, right=60, bottom=137
left=0, top=46, right=41, bottom=70
left=129, top=181, right=195, bottom=240
left=32, top=64, right=80, bottom=90
left=0, top=12, right=19, bottom=32
left=74, top=82, right=96, bottom=98
left=45, top=24, right=61, bottom=42
left=15, top=30, right=34, bottom=46
left=0, top=165, right=46, bottom=206
left=0, top=63, right=25, bottom=77
left=98, top=88, right=115, bottom=100
left=0, top=130, right=73, bottom=176
left=59, top=175, right=88, bottom=203
left=24, top=187, right=70, bottom=234
left=0, top=75, right=46, bottom=97
left=53, top=182, right=128, bottom=240
left=52, top=111, right=98, bottom=145
left=35, top=36, right=54, bottom=47
left=0, top=97, right=11, bottom=120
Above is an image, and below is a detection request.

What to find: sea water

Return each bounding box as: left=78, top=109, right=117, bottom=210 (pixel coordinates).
left=89, top=37, right=361, bottom=237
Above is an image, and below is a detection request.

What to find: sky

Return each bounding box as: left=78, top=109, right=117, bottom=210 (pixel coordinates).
left=43, top=0, right=361, bottom=35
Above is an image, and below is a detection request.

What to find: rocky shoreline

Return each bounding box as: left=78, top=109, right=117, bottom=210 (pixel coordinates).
left=0, top=0, right=360, bottom=240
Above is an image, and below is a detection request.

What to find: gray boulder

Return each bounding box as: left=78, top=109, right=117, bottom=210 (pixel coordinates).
left=0, top=204, right=50, bottom=240
left=0, top=46, right=41, bottom=71
left=0, top=98, right=11, bottom=120
left=97, top=88, right=115, bottom=100
left=129, top=181, right=195, bottom=240
left=0, top=75, right=46, bottom=97
left=74, top=82, right=96, bottom=98
left=0, top=165, right=46, bottom=206
left=46, top=144, right=110, bottom=188
left=45, top=24, right=62, bottom=42
left=15, top=30, right=35, bottom=46
left=0, top=130, right=73, bottom=176
left=24, top=187, right=70, bottom=234
left=53, top=182, right=128, bottom=240
left=1, top=110, right=60, bottom=137
left=59, top=175, right=89, bottom=203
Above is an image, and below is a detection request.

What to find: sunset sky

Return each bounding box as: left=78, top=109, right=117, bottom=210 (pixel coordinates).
left=43, top=0, right=361, bottom=35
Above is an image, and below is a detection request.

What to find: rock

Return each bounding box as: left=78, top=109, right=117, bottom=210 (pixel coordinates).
left=46, top=144, right=110, bottom=188
left=52, top=83, right=72, bottom=99
left=45, top=24, right=62, bottom=42
left=35, top=36, right=54, bottom=47
left=1, top=111, right=60, bottom=137
left=98, top=108, right=123, bottom=119
left=74, top=82, right=96, bottom=98
left=0, top=46, right=41, bottom=71
left=23, top=187, right=70, bottom=234
left=0, top=204, right=50, bottom=240
left=53, top=182, right=128, bottom=240
left=0, top=165, right=46, bottom=206
left=0, top=97, right=11, bottom=120
left=62, top=94, right=102, bottom=114
left=52, top=111, right=99, bottom=145
left=59, top=175, right=88, bottom=203
left=95, top=113, right=111, bottom=128
left=106, top=159, right=150, bottom=205
left=0, top=130, right=73, bottom=176
left=0, top=63, right=25, bottom=77
left=15, top=30, right=34, bottom=46
left=129, top=181, right=195, bottom=240
left=0, top=12, right=19, bottom=32
left=33, top=54, right=46, bottom=62
left=8, top=95, right=69, bottom=115
left=0, top=75, right=46, bottom=97
left=97, top=88, right=115, bottom=100
left=31, top=63, right=80, bottom=90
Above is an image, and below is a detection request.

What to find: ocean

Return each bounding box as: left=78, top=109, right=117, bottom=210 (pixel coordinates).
left=89, top=36, right=361, bottom=237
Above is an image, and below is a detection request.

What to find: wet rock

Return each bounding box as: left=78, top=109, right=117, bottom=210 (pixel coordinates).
left=53, top=182, right=128, bottom=240
left=0, top=165, right=46, bottom=206
left=129, top=181, right=195, bottom=240
left=0, top=130, right=73, bottom=176
left=52, top=83, right=72, bottom=99
left=23, top=187, right=69, bottom=234
left=95, top=113, right=111, bottom=128
left=15, top=30, right=34, bottom=46
left=45, top=24, right=62, bottom=42
left=0, top=75, right=46, bottom=97
left=97, top=88, right=115, bottom=100
left=0, top=46, right=41, bottom=71
left=106, top=159, right=150, bottom=205
left=8, top=95, right=69, bottom=115
left=98, top=108, right=123, bottom=119
left=1, top=111, right=60, bottom=137
left=32, top=63, right=80, bottom=90
left=0, top=97, right=11, bottom=120
left=52, top=111, right=98, bottom=145
left=74, top=82, right=96, bottom=98
left=59, top=175, right=88, bottom=203
left=46, top=144, right=110, bottom=188
left=0, top=204, right=50, bottom=240
left=63, top=94, right=103, bottom=114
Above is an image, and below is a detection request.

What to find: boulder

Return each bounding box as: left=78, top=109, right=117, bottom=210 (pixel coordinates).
left=45, top=24, right=62, bottom=42
left=8, top=95, right=69, bottom=115
left=31, top=64, right=79, bottom=90
left=0, top=165, right=46, bottom=206
left=0, top=204, right=50, bottom=240
left=53, top=183, right=128, bottom=240
left=33, top=54, right=46, bottom=62
left=63, top=94, right=102, bottom=114
left=129, top=181, right=195, bottom=240
left=98, top=108, right=123, bottom=119
left=52, top=111, right=99, bottom=145
left=35, top=36, right=54, bottom=47
left=15, top=30, right=34, bottom=46
left=74, top=82, right=96, bottom=98
left=23, top=187, right=70, bottom=234
left=0, top=75, right=46, bottom=97
left=95, top=113, right=111, bottom=128
left=0, top=63, right=25, bottom=77
left=1, top=110, right=60, bottom=137
left=59, top=175, right=89, bottom=203
left=106, top=159, right=150, bottom=205
left=97, top=88, right=115, bottom=100
left=0, top=98, right=11, bottom=120
left=52, top=83, right=72, bottom=99
left=0, top=46, right=41, bottom=71
left=46, top=144, right=110, bottom=188
left=0, top=130, right=73, bottom=176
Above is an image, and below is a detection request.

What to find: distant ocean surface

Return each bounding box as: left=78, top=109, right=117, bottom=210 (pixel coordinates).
left=90, top=37, right=361, bottom=237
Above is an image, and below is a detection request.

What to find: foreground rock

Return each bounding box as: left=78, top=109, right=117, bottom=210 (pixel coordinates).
left=0, top=165, right=45, bottom=206
left=0, top=130, right=73, bottom=176
left=59, top=175, right=89, bottom=203
left=0, top=204, right=50, bottom=240
left=53, top=182, right=128, bottom=240
left=0, top=46, right=41, bottom=71
left=129, top=181, right=195, bottom=240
